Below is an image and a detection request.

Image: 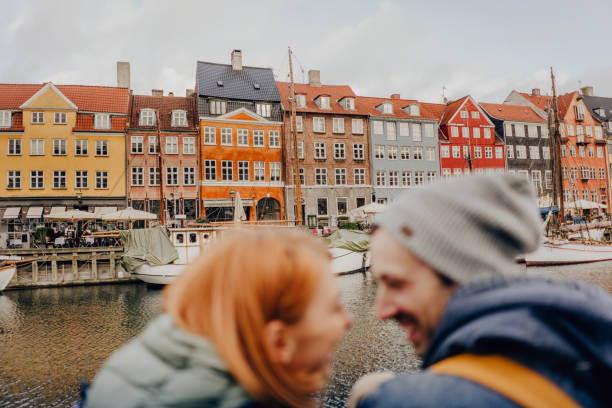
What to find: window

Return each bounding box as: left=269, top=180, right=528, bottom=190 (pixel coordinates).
left=210, top=100, right=226, bottom=115
left=495, top=146, right=503, bottom=159
left=545, top=170, right=553, bottom=190
left=411, top=123, right=422, bottom=142
left=30, top=170, right=43, bottom=189
left=221, top=128, right=232, bottom=146
left=375, top=145, right=384, bottom=159
left=585, top=126, right=593, bottom=138
left=471, top=111, right=480, bottom=119
left=382, top=102, right=393, bottom=114
left=529, top=146, right=539, bottom=159
left=334, top=143, right=346, bottom=159
left=354, top=168, right=365, bottom=185
left=204, top=160, right=216, bottom=181
left=588, top=146, right=594, bottom=158
left=579, top=146, right=585, bottom=158
left=269, top=130, right=280, bottom=148
left=53, top=170, right=66, bottom=189
left=333, top=118, right=345, bottom=134
left=184, top=167, right=195, bottom=185
left=254, top=162, right=265, bottom=181
left=575, top=103, right=585, bottom=120
left=401, top=171, right=412, bottom=187
left=473, top=127, right=480, bottom=138
left=442, top=168, right=451, bottom=179
left=460, top=110, right=468, bottom=119
left=221, top=161, right=233, bottom=181
left=427, top=171, right=437, bottom=183
left=95, top=171, right=108, bottom=189
left=204, top=127, right=216, bottom=145
left=337, top=197, right=348, bottom=216
left=131, top=136, right=143, bottom=154
left=335, top=168, right=347, bottom=185
left=256, top=104, right=271, bottom=117
left=474, top=146, right=482, bottom=159
left=542, top=147, right=550, bottom=160
left=531, top=170, right=542, bottom=190
left=373, top=121, right=383, bottom=135
left=582, top=189, right=589, bottom=201
left=96, top=140, right=108, bottom=156
left=320, top=97, right=330, bottom=109
left=426, top=147, right=436, bottom=161
left=562, top=166, right=568, bottom=179
left=567, top=125, right=575, bottom=136
left=461, top=127, right=469, bottom=138
left=270, top=162, right=281, bottom=182
left=454, top=168, right=463, bottom=176
left=561, top=145, right=566, bottom=157
left=412, top=146, right=422, bottom=160
left=7, top=170, right=20, bottom=189
left=296, top=94, right=306, bottom=108
left=577, top=125, right=584, bottom=137
left=131, top=167, right=144, bottom=186
left=591, top=190, right=598, bottom=202
left=146, top=136, right=157, bottom=154
left=597, top=147, right=604, bottom=158
left=313, top=117, right=325, bottom=133
left=353, top=143, right=364, bottom=160
left=54, top=112, right=67, bottom=124
left=149, top=167, right=160, bottom=186
left=441, top=145, right=450, bottom=158
left=8, top=139, right=21, bottom=155
left=295, top=116, right=303, bottom=132
left=315, top=168, right=327, bottom=185
left=95, top=114, right=110, bottom=129
left=600, top=168, right=606, bottom=179
left=297, top=141, right=304, bottom=159
left=318, top=198, right=328, bottom=216
left=569, top=145, right=576, bottom=157
left=506, top=145, right=514, bottom=159
left=452, top=146, right=461, bottom=158
left=170, top=110, right=187, bottom=127
left=238, top=161, right=249, bottom=181
left=0, top=110, right=10, bottom=127
left=388, top=171, right=399, bottom=186
left=376, top=170, right=386, bottom=186
left=515, top=145, right=527, bottom=159
left=387, top=146, right=397, bottom=160
left=463, top=146, right=469, bottom=158
left=595, top=126, right=603, bottom=140
left=414, top=171, right=424, bottom=186
left=386, top=122, right=396, bottom=140
left=526, top=125, right=536, bottom=138
left=352, top=119, right=363, bottom=134
left=314, top=142, right=326, bottom=159
left=253, top=130, right=264, bottom=147
left=514, top=124, right=524, bottom=137
left=166, top=167, right=178, bottom=185
left=53, top=139, right=66, bottom=155
left=75, top=170, right=88, bottom=189
left=344, top=98, right=355, bottom=110
left=451, top=126, right=459, bottom=138
left=570, top=167, right=578, bottom=182
left=166, top=136, right=178, bottom=154
left=299, top=168, right=305, bottom=185
left=139, top=109, right=155, bottom=126
left=424, top=123, right=435, bottom=138
left=75, top=140, right=88, bottom=156
left=183, top=137, right=196, bottom=154
left=31, top=112, right=44, bottom=124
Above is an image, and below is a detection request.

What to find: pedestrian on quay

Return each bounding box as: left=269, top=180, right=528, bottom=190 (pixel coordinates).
left=348, top=175, right=612, bottom=408
left=85, top=228, right=352, bottom=408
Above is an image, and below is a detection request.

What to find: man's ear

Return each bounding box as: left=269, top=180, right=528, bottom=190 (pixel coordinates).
left=263, top=320, right=296, bottom=365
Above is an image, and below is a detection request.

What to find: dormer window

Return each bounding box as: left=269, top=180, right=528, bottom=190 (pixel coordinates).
left=382, top=102, right=393, bottom=114
left=597, top=107, right=606, bottom=117
left=94, top=113, right=111, bottom=129
left=0, top=110, right=11, bottom=128
left=171, top=110, right=187, bottom=127
left=210, top=100, right=227, bottom=115
left=342, top=97, right=355, bottom=110
left=296, top=94, right=306, bottom=108
left=139, top=109, right=155, bottom=126
left=256, top=103, right=271, bottom=118
left=407, top=104, right=420, bottom=116
left=320, top=96, right=330, bottom=109
left=575, top=104, right=585, bottom=121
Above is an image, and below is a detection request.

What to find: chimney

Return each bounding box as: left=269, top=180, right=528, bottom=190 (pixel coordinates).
left=117, top=61, right=130, bottom=89
left=152, top=89, right=163, bottom=96
left=231, top=49, right=243, bottom=71
left=581, top=86, right=594, bottom=96
left=308, top=70, right=321, bottom=87
left=531, top=88, right=541, bottom=96
left=390, top=93, right=400, bottom=99
left=186, top=89, right=195, bottom=97
left=168, top=92, right=174, bottom=97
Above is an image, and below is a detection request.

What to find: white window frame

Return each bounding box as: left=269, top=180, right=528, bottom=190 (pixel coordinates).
left=314, top=142, right=326, bottom=159
left=95, top=171, right=108, bottom=189
left=183, top=137, right=196, bottom=154
left=7, top=170, right=21, bottom=189
left=53, top=139, right=67, bottom=156
left=30, top=139, right=44, bottom=156
left=333, top=118, right=345, bottom=134
left=0, top=110, right=11, bottom=127
left=75, top=170, right=88, bottom=189
left=166, top=136, right=179, bottom=154
left=315, top=168, right=327, bottom=185
left=254, top=161, right=265, bottom=181
left=75, top=139, right=88, bottom=156
left=8, top=139, right=21, bottom=155
left=351, top=118, right=363, bottom=134
left=256, top=103, right=271, bottom=118
left=253, top=130, right=265, bottom=147
left=313, top=117, right=325, bottom=133
left=221, top=160, right=233, bottom=181
left=270, top=162, right=281, bottom=182
left=131, top=136, right=143, bottom=154
left=373, top=121, right=383, bottom=135
left=54, top=112, right=67, bottom=124
left=31, top=112, right=44, bottom=124
left=221, top=128, right=233, bottom=146
left=149, top=167, right=160, bottom=186
left=94, top=113, right=111, bottom=129
left=204, top=160, right=216, bottom=181
left=334, top=143, right=346, bottom=160
left=171, top=110, right=187, bottom=127
left=238, top=161, right=249, bottom=181
left=183, top=167, right=196, bottom=185
left=335, top=168, right=347, bottom=185
left=210, top=100, right=226, bottom=115
left=139, top=109, right=155, bottom=126
left=354, top=168, right=365, bottom=185
left=30, top=170, right=43, bottom=189
left=353, top=143, right=364, bottom=160
left=204, top=127, right=216, bottom=145
left=166, top=167, right=179, bottom=186
left=269, top=130, right=280, bottom=148
left=131, top=167, right=144, bottom=186
left=387, top=122, right=397, bottom=140
left=96, top=140, right=108, bottom=157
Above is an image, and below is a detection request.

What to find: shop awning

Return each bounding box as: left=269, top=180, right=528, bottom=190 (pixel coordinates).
left=204, top=198, right=254, bottom=208
left=3, top=207, right=21, bottom=219
left=44, top=207, right=66, bottom=219
left=26, top=206, right=44, bottom=218
left=93, top=207, right=117, bottom=217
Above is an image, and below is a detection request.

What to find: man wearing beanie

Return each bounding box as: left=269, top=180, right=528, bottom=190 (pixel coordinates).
left=348, top=175, right=612, bottom=408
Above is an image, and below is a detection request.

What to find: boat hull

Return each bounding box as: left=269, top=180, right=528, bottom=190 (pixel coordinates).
left=131, top=263, right=186, bottom=285
left=330, top=248, right=370, bottom=275
left=525, top=244, right=612, bottom=267
left=0, top=265, right=16, bottom=291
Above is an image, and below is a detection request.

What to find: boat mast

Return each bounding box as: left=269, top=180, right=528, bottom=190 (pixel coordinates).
left=550, top=67, right=564, bottom=233
left=288, top=47, right=303, bottom=225
left=156, top=110, right=165, bottom=225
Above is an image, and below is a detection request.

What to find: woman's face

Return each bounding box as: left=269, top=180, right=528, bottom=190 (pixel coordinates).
left=285, top=271, right=353, bottom=381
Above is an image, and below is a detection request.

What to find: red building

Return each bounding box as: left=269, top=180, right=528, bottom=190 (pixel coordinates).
left=438, top=95, right=505, bottom=178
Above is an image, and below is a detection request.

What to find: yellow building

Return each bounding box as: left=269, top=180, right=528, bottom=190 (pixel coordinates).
left=0, top=82, right=129, bottom=247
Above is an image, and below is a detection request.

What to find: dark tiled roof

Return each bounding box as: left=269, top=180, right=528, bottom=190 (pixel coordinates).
left=129, top=94, right=198, bottom=130
left=582, top=95, right=612, bottom=123
left=196, top=61, right=280, bottom=102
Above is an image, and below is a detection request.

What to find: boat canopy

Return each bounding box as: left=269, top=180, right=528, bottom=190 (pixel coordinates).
left=325, top=229, right=369, bottom=252
left=119, top=226, right=178, bottom=273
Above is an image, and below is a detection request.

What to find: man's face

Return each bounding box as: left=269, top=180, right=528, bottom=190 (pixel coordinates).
left=371, top=228, right=457, bottom=356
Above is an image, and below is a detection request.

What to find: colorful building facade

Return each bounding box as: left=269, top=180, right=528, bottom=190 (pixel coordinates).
left=197, top=50, right=284, bottom=221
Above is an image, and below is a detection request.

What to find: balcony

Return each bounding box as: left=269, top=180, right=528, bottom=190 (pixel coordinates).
left=575, top=113, right=585, bottom=121
left=576, top=136, right=588, bottom=145
left=595, top=137, right=607, bottom=145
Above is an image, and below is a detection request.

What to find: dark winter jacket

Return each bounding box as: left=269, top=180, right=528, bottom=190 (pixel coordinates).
left=358, top=277, right=612, bottom=407
left=85, top=314, right=254, bottom=408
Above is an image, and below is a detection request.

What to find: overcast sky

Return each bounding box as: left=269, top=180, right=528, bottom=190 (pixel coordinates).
left=3, top=0, right=612, bottom=104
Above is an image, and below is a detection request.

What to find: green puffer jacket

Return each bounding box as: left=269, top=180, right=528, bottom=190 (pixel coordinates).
left=85, top=314, right=253, bottom=408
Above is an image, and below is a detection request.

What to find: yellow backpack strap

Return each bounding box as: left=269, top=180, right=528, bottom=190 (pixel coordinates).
left=429, top=354, right=580, bottom=408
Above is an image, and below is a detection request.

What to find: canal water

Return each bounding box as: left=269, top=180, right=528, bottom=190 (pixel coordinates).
left=1, top=262, right=611, bottom=407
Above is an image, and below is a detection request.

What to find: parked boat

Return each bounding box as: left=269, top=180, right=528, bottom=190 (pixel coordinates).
left=524, top=244, right=612, bottom=266
left=0, top=264, right=16, bottom=291
left=327, top=229, right=370, bottom=275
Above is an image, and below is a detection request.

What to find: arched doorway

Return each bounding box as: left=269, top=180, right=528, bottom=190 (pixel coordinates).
left=256, top=197, right=280, bottom=220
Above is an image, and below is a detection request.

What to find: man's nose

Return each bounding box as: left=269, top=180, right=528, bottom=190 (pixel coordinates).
left=375, top=288, right=397, bottom=320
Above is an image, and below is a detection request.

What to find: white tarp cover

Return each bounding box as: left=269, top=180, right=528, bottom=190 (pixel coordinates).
left=46, top=209, right=97, bottom=220
left=102, top=207, right=157, bottom=221
left=564, top=199, right=607, bottom=210
left=233, top=192, right=247, bottom=223
left=3, top=207, right=21, bottom=219
left=45, top=207, right=66, bottom=218
left=93, top=207, right=117, bottom=217
left=26, top=207, right=44, bottom=218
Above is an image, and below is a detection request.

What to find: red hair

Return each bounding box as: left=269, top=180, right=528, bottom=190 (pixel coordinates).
left=163, top=228, right=331, bottom=407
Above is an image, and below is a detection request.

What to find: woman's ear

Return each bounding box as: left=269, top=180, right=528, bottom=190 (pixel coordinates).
left=263, top=320, right=296, bottom=365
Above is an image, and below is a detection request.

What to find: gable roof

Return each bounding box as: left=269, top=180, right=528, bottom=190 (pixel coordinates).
left=582, top=95, right=612, bottom=123
left=479, top=103, right=546, bottom=123
left=355, top=96, right=443, bottom=120
left=129, top=94, right=198, bottom=129
left=0, top=83, right=129, bottom=113
left=518, top=92, right=550, bottom=111
left=439, top=95, right=469, bottom=124
left=276, top=81, right=368, bottom=115
left=512, top=90, right=576, bottom=121
left=196, top=61, right=280, bottom=102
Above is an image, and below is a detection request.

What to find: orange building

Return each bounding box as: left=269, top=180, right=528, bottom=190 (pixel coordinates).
left=196, top=50, right=284, bottom=221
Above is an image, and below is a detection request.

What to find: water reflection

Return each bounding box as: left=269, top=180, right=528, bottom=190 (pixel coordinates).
left=1, top=262, right=611, bottom=407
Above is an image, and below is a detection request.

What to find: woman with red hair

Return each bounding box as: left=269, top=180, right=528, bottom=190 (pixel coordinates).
left=85, top=228, right=352, bottom=407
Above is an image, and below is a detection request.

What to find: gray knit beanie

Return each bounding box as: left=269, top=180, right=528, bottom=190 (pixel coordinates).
left=375, top=175, right=542, bottom=284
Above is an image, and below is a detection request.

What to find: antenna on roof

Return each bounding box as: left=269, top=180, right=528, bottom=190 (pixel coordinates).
left=441, top=86, right=448, bottom=104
